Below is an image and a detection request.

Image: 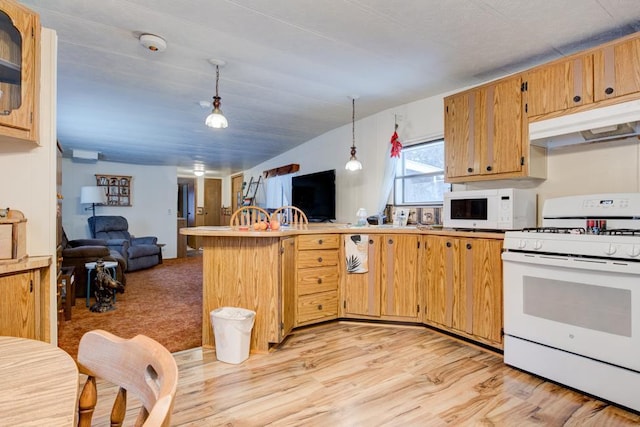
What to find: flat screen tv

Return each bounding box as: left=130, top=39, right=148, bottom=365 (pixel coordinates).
left=291, top=169, right=336, bottom=222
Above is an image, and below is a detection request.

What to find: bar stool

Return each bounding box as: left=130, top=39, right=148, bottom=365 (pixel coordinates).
left=85, top=261, right=118, bottom=307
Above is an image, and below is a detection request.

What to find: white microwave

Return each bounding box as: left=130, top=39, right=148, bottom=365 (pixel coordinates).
left=443, top=188, right=536, bottom=231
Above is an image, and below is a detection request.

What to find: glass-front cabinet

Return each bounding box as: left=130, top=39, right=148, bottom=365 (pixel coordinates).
left=0, top=0, right=39, bottom=143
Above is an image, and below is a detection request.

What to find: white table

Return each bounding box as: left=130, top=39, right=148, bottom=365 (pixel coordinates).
left=0, top=336, right=78, bottom=425
left=85, top=260, right=118, bottom=307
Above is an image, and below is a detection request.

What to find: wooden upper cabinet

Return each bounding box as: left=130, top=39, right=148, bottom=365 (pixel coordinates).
left=524, top=54, right=594, bottom=117
left=0, top=0, right=39, bottom=143
left=444, top=75, right=524, bottom=182
left=593, top=36, right=640, bottom=102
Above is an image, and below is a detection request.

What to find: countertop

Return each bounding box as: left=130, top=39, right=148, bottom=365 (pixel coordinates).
left=180, top=224, right=505, bottom=239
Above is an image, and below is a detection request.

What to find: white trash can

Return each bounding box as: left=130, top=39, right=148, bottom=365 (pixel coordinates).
left=210, top=307, right=256, bottom=364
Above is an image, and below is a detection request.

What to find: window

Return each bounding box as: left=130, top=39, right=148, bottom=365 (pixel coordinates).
left=394, top=139, right=450, bottom=206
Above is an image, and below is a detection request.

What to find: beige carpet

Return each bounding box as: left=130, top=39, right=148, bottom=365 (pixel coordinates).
left=57, top=255, right=203, bottom=359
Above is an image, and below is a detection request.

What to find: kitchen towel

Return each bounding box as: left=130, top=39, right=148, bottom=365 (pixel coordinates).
left=345, top=234, right=368, bottom=273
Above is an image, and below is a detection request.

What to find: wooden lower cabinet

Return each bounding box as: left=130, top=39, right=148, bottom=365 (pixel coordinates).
left=0, top=256, right=52, bottom=341
left=201, top=236, right=292, bottom=353
left=295, top=234, right=339, bottom=326
left=424, top=235, right=503, bottom=348
left=279, top=237, right=296, bottom=339
left=0, top=270, right=36, bottom=338
left=343, top=234, right=420, bottom=322
left=343, top=235, right=382, bottom=318
left=380, top=234, right=420, bottom=320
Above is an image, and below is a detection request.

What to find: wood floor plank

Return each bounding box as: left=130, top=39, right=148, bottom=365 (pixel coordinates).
left=83, top=322, right=640, bottom=426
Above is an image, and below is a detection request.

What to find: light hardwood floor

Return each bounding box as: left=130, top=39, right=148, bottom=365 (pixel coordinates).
left=87, top=322, right=640, bottom=426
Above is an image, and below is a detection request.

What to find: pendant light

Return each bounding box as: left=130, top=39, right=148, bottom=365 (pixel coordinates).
left=345, top=96, right=363, bottom=171
left=205, top=60, right=228, bottom=129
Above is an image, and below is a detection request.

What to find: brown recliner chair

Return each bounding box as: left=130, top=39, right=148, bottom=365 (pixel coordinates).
left=61, top=229, right=126, bottom=299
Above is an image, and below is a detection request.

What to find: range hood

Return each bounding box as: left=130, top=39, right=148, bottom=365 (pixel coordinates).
left=529, top=99, right=640, bottom=149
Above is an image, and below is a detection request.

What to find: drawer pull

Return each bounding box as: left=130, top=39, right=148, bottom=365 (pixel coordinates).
left=317, top=278, right=322, bottom=284
left=318, top=239, right=323, bottom=245
left=317, top=304, right=323, bottom=310
left=317, top=257, right=323, bottom=263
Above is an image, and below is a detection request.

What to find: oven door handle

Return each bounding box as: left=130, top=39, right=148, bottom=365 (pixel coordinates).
left=502, top=251, right=640, bottom=274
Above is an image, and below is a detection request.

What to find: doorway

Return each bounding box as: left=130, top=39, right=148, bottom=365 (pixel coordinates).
left=231, top=174, right=244, bottom=213
left=177, top=178, right=196, bottom=250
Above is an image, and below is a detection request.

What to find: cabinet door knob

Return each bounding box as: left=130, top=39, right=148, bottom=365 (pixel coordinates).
left=486, top=165, right=492, bottom=172
left=317, top=304, right=323, bottom=310
left=466, top=243, right=472, bottom=250
left=388, top=239, right=394, bottom=245
left=317, top=257, right=323, bottom=263
left=573, top=95, right=581, bottom=103
left=446, top=241, right=452, bottom=248
left=317, top=278, right=322, bottom=284
left=605, top=87, right=614, bottom=95
left=467, top=167, right=473, bottom=173
left=369, top=239, right=374, bottom=244
left=318, top=239, right=323, bottom=245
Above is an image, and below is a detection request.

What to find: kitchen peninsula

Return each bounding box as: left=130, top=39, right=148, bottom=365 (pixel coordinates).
left=181, top=225, right=505, bottom=353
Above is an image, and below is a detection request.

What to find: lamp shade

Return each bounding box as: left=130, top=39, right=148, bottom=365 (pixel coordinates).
left=205, top=109, right=228, bottom=128
left=80, top=186, right=106, bottom=205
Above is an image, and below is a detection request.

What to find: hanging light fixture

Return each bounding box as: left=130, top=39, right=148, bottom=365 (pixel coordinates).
left=205, top=60, right=228, bottom=129
left=193, top=164, right=205, bottom=177
left=345, top=96, right=363, bottom=171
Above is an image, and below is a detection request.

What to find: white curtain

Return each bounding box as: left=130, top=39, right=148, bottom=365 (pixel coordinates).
left=377, top=145, right=399, bottom=215
left=264, top=175, right=292, bottom=209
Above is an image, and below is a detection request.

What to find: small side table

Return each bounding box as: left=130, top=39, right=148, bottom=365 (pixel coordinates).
left=157, top=243, right=165, bottom=264
left=58, top=266, right=75, bottom=321
left=85, top=261, right=118, bottom=307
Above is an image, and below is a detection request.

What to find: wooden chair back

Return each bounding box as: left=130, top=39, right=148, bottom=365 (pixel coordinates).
left=271, top=205, right=308, bottom=226
left=77, top=330, right=178, bottom=427
left=230, top=206, right=270, bottom=227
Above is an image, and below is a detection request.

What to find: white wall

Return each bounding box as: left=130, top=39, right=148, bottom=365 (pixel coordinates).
left=243, top=94, right=449, bottom=223
left=0, top=29, right=57, bottom=341
left=61, top=159, right=178, bottom=259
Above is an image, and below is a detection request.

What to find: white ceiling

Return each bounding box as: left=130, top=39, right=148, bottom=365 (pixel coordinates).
left=20, top=0, right=640, bottom=176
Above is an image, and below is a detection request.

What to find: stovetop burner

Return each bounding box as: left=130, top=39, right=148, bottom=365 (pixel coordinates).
left=522, top=227, right=586, bottom=234
left=521, top=227, right=640, bottom=236
left=599, top=228, right=640, bottom=236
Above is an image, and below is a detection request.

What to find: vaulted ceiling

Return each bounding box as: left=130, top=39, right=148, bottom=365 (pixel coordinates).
left=21, top=0, right=640, bottom=176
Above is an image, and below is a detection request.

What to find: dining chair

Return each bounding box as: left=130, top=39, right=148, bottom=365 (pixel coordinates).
left=230, top=206, right=270, bottom=227
left=76, top=330, right=179, bottom=427
left=271, top=205, right=309, bottom=226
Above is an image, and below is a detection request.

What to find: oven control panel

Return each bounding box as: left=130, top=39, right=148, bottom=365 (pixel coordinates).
left=543, top=193, right=640, bottom=219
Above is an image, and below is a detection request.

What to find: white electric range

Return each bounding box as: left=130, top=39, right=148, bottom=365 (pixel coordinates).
left=502, top=193, right=640, bottom=412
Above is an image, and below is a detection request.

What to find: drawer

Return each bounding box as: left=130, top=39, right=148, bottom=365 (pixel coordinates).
left=297, top=291, right=338, bottom=324
left=297, top=234, right=339, bottom=251
left=297, top=250, right=339, bottom=268
left=297, top=266, right=338, bottom=295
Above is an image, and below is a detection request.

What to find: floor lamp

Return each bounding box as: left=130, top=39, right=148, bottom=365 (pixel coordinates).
left=81, top=186, right=106, bottom=237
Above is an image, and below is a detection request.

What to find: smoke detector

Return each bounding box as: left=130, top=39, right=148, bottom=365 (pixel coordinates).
left=139, top=34, right=167, bottom=52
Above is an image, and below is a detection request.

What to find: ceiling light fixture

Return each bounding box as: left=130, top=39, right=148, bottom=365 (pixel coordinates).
left=139, top=33, right=167, bottom=52
left=205, top=60, right=228, bottom=129
left=345, top=96, right=363, bottom=171
left=193, top=164, right=205, bottom=177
